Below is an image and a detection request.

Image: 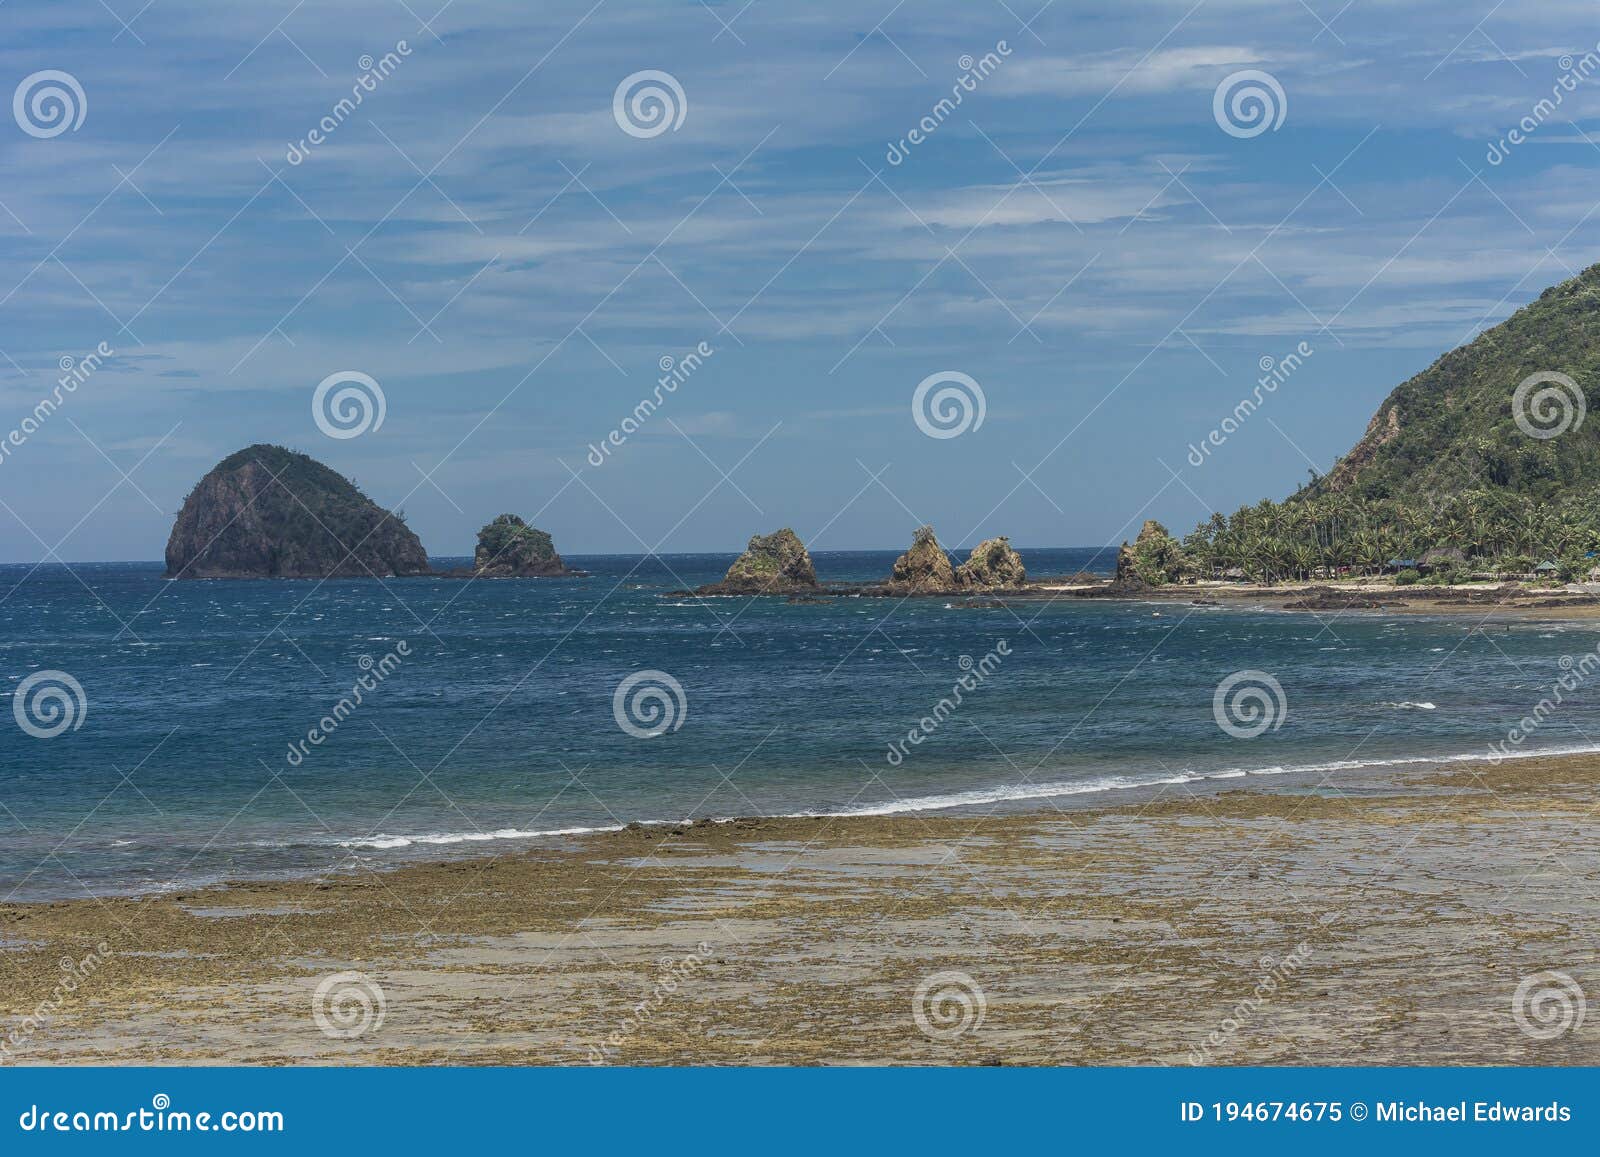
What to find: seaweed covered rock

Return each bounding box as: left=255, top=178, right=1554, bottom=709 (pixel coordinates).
left=955, top=536, right=1026, bottom=589
left=472, top=513, right=571, bottom=577
left=886, top=525, right=957, bottom=593
left=698, top=528, right=819, bottom=595
left=164, top=444, right=429, bottom=579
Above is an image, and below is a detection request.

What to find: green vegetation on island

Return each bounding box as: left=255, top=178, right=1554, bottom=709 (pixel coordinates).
left=1129, top=263, right=1600, bottom=587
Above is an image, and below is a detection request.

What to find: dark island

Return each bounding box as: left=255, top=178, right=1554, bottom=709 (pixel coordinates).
left=164, top=444, right=430, bottom=579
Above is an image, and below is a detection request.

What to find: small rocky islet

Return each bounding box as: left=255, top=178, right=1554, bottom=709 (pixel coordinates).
left=688, top=523, right=1032, bottom=598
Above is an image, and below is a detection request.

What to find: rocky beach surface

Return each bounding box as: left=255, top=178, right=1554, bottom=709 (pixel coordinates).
left=3, top=753, right=1595, bottom=1065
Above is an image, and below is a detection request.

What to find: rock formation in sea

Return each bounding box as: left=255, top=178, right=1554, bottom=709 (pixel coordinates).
left=887, top=525, right=957, bottom=592
left=955, top=536, right=1026, bottom=588
left=1114, top=519, right=1183, bottom=587
left=884, top=526, right=1026, bottom=593
left=470, top=513, right=571, bottom=577
left=164, top=444, right=430, bottom=579
left=697, top=528, right=820, bottom=595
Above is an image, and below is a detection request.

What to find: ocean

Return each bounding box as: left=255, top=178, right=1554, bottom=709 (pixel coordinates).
left=1, top=549, right=1593, bottom=900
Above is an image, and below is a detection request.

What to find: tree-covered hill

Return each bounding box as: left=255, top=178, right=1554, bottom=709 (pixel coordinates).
left=1310, top=262, right=1600, bottom=503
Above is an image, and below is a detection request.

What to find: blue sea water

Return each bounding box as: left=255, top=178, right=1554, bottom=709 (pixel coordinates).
left=1, top=549, right=1597, bottom=901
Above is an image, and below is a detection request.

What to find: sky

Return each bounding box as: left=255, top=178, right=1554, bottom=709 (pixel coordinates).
left=2, top=0, right=1600, bottom=561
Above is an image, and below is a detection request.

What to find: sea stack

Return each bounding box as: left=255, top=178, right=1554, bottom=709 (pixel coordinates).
left=164, top=444, right=430, bottom=579
left=955, top=536, right=1026, bottom=589
left=886, top=525, right=957, bottom=593
left=1114, top=520, right=1182, bottom=587
left=471, top=513, right=572, bottom=577
left=698, top=528, right=819, bottom=595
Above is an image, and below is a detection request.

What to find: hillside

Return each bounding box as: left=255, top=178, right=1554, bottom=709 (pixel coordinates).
left=1311, top=262, right=1600, bottom=503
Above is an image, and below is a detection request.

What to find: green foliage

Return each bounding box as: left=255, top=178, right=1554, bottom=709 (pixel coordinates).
left=475, top=513, right=557, bottom=568
left=1394, top=568, right=1421, bottom=586
left=1187, top=264, right=1600, bottom=586
left=205, top=444, right=414, bottom=560
left=1303, top=263, right=1600, bottom=506
left=1122, top=520, right=1185, bottom=586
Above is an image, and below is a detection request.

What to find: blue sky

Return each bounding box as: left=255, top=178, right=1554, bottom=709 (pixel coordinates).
left=2, top=0, right=1600, bottom=561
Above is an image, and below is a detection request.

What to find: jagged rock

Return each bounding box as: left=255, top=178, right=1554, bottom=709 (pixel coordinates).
left=164, top=444, right=429, bottom=579
left=697, top=528, right=819, bottom=595
left=955, top=536, right=1026, bottom=589
left=471, top=513, right=571, bottom=577
left=1114, top=520, right=1183, bottom=587
left=887, top=525, right=956, bottom=593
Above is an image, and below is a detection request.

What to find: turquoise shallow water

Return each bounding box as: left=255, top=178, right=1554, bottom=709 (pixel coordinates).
left=1, top=550, right=1596, bottom=900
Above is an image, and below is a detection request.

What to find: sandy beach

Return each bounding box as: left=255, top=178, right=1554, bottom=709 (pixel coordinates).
left=2, top=752, right=1596, bottom=1066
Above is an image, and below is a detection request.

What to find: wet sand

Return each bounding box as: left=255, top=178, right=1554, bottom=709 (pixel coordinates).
left=1, top=755, right=1596, bottom=1065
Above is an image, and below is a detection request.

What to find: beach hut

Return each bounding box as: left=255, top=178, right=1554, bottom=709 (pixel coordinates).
left=1385, top=557, right=1418, bottom=573
left=1534, top=560, right=1560, bottom=576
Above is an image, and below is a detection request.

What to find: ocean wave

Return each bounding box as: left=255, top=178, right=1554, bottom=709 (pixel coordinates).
left=338, top=824, right=627, bottom=850
left=1382, top=701, right=1437, bottom=710
left=808, top=739, right=1600, bottom=818
left=312, top=740, right=1600, bottom=848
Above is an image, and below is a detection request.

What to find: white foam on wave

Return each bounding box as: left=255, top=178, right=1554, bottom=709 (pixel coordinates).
left=339, top=824, right=626, bottom=850
left=318, top=740, right=1600, bottom=848
left=1383, top=701, right=1437, bottom=710
left=805, top=739, right=1600, bottom=818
